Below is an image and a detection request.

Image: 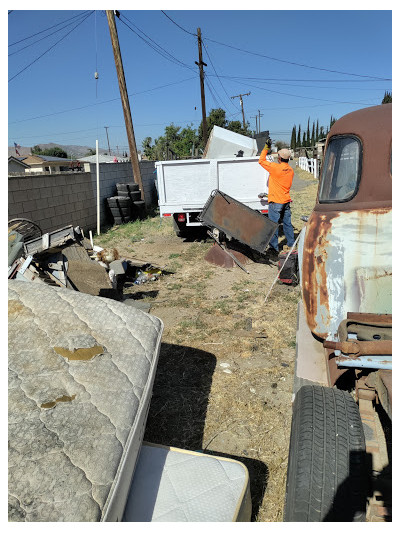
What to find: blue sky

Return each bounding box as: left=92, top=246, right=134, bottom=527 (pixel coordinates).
left=8, top=6, right=392, bottom=155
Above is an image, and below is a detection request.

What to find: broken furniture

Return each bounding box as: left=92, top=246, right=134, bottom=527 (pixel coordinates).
left=199, top=189, right=278, bottom=269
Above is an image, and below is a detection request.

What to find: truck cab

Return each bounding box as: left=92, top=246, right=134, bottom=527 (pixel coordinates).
left=285, top=104, right=392, bottom=522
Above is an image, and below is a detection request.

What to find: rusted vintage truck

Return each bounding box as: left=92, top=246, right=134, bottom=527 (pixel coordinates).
left=284, top=104, right=392, bottom=522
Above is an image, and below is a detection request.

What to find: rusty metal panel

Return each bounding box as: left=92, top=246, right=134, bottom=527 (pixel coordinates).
left=301, top=208, right=392, bottom=339
left=199, top=190, right=278, bottom=253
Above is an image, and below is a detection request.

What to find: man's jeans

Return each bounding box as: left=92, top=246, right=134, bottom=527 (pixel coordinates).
left=268, top=202, right=295, bottom=252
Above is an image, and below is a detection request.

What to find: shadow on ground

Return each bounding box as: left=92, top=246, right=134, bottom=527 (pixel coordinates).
left=144, top=342, right=269, bottom=521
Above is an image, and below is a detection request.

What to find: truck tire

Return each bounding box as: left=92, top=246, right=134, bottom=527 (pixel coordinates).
left=107, top=196, right=131, bottom=208
left=284, top=385, right=367, bottom=522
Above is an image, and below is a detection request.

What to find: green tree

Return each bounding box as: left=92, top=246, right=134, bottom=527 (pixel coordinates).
left=226, top=120, right=252, bottom=137
left=315, top=119, right=320, bottom=141
left=275, top=140, right=289, bottom=151
left=142, top=137, right=154, bottom=159
left=296, top=124, right=301, bottom=147
left=290, top=125, right=296, bottom=149
left=85, top=148, right=96, bottom=156
left=311, top=121, right=315, bottom=146
left=32, top=146, right=68, bottom=158
left=382, top=91, right=392, bottom=104
left=302, top=132, right=306, bottom=146
left=306, top=117, right=310, bottom=147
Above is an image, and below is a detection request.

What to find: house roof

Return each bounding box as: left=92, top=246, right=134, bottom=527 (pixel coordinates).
left=8, top=156, right=30, bottom=168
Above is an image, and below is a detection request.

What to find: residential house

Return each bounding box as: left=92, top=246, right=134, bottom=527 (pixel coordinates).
left=22, top=154, right=72, bottom=174
left=8, top=156, right=30, bottom=173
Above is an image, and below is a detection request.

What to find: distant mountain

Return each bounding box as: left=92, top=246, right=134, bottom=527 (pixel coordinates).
left=8, top=143, right=117, bottom=159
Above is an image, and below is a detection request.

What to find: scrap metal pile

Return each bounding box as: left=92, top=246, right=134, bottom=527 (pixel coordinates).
left=8, top=218, right=161, bottom=303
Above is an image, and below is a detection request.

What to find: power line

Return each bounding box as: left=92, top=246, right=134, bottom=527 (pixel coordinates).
left=161, top=10, right=197, bottom=36
left=8, top=11, right=91, bottom=47
left=202, top=42, right=239, bottom=114
left=118, top=13, right=195, bottom=72
left=227, top=77, right=378, bottom=106
left=8, top=11, right=94, bottom=83
left=9, top=11, right=93, bottom=57
left=213, top=75, right=392, bottom=83
left=8, top=76, right=197, bottom=124
left=203, top=36, right=390, bottom=81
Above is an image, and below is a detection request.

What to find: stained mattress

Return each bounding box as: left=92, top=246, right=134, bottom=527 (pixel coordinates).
left=8, top=280, right=163, bottom=522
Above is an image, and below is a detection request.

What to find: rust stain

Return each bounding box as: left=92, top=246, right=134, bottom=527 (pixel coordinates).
left=41, top=394, right=76, bottom=409
left=301, top=211, right=338, bottom=336
left=8, top=299, right=27, bottom=316
left=54, top=345, right=104, bottom=361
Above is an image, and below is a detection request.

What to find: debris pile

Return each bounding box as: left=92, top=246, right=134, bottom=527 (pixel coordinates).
left=8, top=220, right=163, bottom=304
left=106, top=182, right=145, bottom=225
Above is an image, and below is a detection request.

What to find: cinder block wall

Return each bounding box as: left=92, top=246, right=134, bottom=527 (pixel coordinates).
left=8, top=161, right=157, bottom=234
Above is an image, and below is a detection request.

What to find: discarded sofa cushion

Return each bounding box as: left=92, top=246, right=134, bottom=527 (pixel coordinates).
left=8, top=280, right=163, bottom=522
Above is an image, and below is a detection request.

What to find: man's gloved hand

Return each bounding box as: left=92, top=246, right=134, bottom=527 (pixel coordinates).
left=258, top=192, right=268, bottom=198
left=263, top=139, right=272, bottom=151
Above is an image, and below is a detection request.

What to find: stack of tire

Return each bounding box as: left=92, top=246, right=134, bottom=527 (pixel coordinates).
left=107, top=182, right=146, bottom=225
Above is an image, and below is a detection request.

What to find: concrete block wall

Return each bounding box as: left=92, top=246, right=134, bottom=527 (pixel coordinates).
left=8, top=160, right=158, bottom=235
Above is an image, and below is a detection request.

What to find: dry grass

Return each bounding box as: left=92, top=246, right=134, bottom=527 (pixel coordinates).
left=94, top=168, right=319, bottom=522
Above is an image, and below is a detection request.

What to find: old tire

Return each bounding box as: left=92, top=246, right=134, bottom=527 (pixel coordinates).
left=116, top=182, right=139, bottom=193
left=284, top=385, right=367, bottom=522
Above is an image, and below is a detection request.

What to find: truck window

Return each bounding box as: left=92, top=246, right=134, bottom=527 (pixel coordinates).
left=319, top=136, right=362, bottom=202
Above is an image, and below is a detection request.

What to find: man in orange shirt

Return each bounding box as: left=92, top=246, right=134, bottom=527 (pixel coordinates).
left=258, top=145, right=295, bottom=259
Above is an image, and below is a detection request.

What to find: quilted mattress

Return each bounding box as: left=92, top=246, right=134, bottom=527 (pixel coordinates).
left=122, top=444, right=252, bottom=521
left=8, top=280, right=163, bottom=522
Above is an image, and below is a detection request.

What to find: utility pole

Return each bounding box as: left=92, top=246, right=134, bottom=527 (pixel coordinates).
left=258, top=110, right=264, bottom=133
left=106, top=10, right=145, bottom=202
left=195, top=27, right=207, bottom=147
left=251, top=115, right=258, bottom=134
left=231, top=92, right=251, bottom=128
left=104, top=126, right=111, bottom=155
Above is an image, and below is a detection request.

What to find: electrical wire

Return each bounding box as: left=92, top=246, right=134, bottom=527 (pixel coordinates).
left=203, top=36, right=390, bottom=81
left=160, top=11, right=197, bottom=36
left=118, top=14, right=196, bottom=72
left=8, top=11, right=91, bottom=46
left=207, top=75, right=390, bottom=91
left=8, top=76, right=197, bottom=124
left=8, top=11, right=93, bottom=57
left=8, top=11, right=94, bottom=83
left=226, top=77, right=379, bottom=106
left=213, top=75, right=392, bottom=83
left=202, top=42, right=239, bottom=114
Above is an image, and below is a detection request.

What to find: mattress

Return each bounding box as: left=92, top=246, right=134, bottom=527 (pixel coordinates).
left=122, top=443, right=252, bottom=522
left=8, top=280, right=163, bottom=522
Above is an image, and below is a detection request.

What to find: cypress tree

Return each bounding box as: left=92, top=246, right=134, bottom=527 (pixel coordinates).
left=311, top=121, right=315, bottom=146
left=297, top=124, right=301, bottom=147
left=306, top=117, right=310, bottom=147
left=315, top=119, right=319, bottom=141
left=302, top=132, right=306, bottom=146
left=290, top=125, right=296, bottom=149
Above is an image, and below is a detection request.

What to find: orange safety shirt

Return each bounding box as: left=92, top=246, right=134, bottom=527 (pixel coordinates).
left=258, top=148, right=294, bottom=204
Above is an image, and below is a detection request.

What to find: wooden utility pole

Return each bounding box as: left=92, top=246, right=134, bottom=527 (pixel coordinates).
left=195, top=28, right=207, bottom=147
left=104, top=126, right=111, bottom=155
left=231, top=92, right=251, bottom=128
left=251, top=115, right=258, bottom=134
left=106, top=10, right=145, bottom=202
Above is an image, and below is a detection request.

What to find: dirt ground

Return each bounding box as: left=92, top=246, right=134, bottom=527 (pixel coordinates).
left=94, top=165, right=319, bottom=522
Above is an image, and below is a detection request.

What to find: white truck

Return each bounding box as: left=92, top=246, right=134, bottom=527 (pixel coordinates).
left=155, top=156, right=271, bottom=237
